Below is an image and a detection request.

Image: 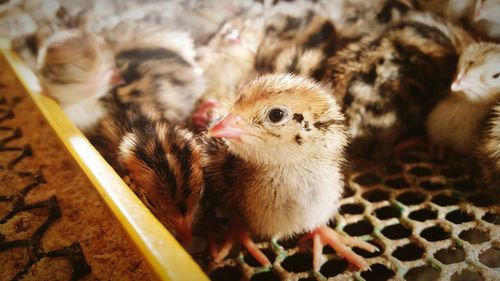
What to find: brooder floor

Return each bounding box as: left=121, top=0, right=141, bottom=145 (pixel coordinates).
left=202, top=149, right=500, bottom=281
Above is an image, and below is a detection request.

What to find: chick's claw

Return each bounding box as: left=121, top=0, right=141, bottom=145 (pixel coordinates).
left=213, top=222, right=271, bottom=267
left=308, top=226, right=377, bottom=271
left=192, top=99, right=220, bottom=130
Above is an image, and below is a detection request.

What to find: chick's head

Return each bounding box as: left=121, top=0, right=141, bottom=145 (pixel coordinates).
left=209, top=74, right=348, bottom=165
left=452, top=42, right=500, bottom=101
left=119, top=123, right=204, bottom=245
left=37, top=30, right=122, bottom=105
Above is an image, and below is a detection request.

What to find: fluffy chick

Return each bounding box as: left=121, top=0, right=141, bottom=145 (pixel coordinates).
left=113, top=29, right=206, bottom=123
left=426, top=42, right=500, bottom=155
left=204, top=73, right=376, bottom=270
left=254, top=1, right=337, bottom=80
left=324, top=12, right=473, bottom=156
left=119, top=114, right=205, bottom=245
left=89, top=105, right=205, bottom=245
left=192, top=15, right=265, bottom=129
left=473, top=0, right=500, bottom=40
left=478, top=102, right=500, bottom=185
left=36, top=29, right=122, bottom=132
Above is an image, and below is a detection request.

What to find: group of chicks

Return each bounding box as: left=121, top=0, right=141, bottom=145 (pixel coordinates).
left=34, top=0, right=499, bottom=272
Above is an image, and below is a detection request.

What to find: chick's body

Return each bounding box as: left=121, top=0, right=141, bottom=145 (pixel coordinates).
left=88, top=102, right=205, bottom=244
left=118, top=113, right=205, bottom=244
left=205, top=74, right=375, bottom=269
left=325, top=12, right=472, bottom=155
left=205, top=138, right=345, bottom=238
left=254, top=1, right=337, bottom=80
left=113, top=29, right=206, bottom=123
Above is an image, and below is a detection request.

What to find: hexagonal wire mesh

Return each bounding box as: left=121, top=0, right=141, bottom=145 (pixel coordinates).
left=199, top=150, right=499, bottom=281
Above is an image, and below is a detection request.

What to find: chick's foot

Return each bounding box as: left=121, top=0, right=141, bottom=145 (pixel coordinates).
left=394, top=137, right=429, bottom=155
left=308, top=226, right=377, bottom=271
left=192, top=99, right=219, bottom=130
left=213, top=222, right=271, bottom=267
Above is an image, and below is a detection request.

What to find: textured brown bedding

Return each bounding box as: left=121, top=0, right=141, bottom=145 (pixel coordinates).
left=0, top=55, right=157, bottom=281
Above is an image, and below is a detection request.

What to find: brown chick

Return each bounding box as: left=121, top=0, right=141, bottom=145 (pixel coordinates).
left=88, top=104, right=205, bottom=245
left=254, top=1, right=337, bottom=80
left=118, top=114, right=205, bottom=245
left=324, top=12, right=473, bottom=157
left=203, top=73, right=377, bottom=270
left=36, top=29, right=123, bottom=133
left=113, top=29, right=206, bottom=124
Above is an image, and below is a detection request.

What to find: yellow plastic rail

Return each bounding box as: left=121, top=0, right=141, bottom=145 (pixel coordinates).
left=1, top=39, right=208, bottom=281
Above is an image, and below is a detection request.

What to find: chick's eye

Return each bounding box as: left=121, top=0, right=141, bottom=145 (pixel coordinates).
left=493, top=72, right=500, bottom=79
left=267, top=108, right=286, bottom=123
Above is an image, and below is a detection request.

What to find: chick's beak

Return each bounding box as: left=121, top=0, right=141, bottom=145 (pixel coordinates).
left=109, top=68, right=125, bottom=86
left=208, top=114, right=246, bottom=139
left=451, top=73, right=465, bottom=92
left=173, top=217, right=192, bottom=246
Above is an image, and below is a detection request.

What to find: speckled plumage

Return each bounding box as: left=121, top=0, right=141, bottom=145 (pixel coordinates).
left=118, top=113, right=205, bottom=243
left=254, top=2, right=337, bottom=80
left=113, top=29, right=206, bottom=123
left=324, top=12, right=471, bottom=156
left=87, top=102, right=205, bottom=244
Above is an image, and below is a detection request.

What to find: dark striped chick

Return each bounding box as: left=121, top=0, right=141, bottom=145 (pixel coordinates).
left=324, top=12, right=472, bottom=157
left=88, top=105, right=205, bottom=245
left=203, top=73, right=376, bottom=270
left=254, top=1, right=337, bottom=80
left=113, top=29, right=206, bottom=124
left=118, top=115, right=205, bottom=245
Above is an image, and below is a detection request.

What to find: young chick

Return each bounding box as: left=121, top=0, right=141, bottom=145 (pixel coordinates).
left=36, top=29, right=122, bottom=132
left=254, top=1, right=337, bottom=80
left=324, top=12, right=473, bottom=156
left=204, top=74, right=376, bottom=270
left=478, top=102, right=500, bottom=185
left=426, top=42, right=500, bottom=155
left=192, top=15, right=265, bottom=129
left=88, top=105, right=205, bottom=245
left=113, top=29, right=206, bottom=123
left=118, top=114, right=205, bottom=245
left=473, top=0, right=500, bottom=40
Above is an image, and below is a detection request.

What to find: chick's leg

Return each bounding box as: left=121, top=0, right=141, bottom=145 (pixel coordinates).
left=395, top=137, right=429, bottom=155
left=309, top=226, right=377, bottom=270
left=213, top=222, right=271, bottom=267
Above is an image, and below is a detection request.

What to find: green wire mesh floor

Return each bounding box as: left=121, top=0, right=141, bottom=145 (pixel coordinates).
left=195, top=150, right=499, bottom=281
